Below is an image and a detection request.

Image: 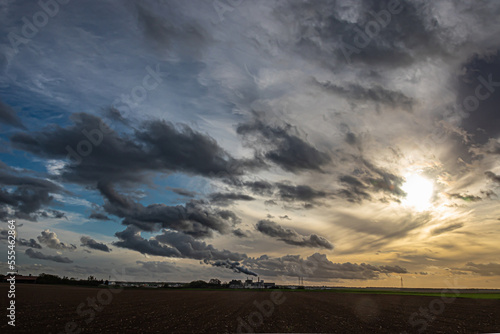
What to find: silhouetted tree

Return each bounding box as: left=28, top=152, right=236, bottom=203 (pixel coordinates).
left=209, top=278, right=221, bottom=286
left=187, top=280, right=209, bottom=288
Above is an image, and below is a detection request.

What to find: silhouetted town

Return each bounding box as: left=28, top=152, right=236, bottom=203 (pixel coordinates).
left=1, top=273, right=285, bottom=289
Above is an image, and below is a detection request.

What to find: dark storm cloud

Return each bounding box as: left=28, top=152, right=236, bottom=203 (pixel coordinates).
left=431, top=222, right=464, bottom=236
left=217, top=210, right=241, bottom=225
left=89, top=212, right=111, bottom=221
left=314, top=79, right=414, bottom=111
left=243, top=253, right=407, bottom=280
left=364, top=160, right=405, bottom=196
left=485, top=171, right=500, bottom=184
left=243, top=180, right=274, bottom=196
left=155, top=230, right=246, bottom=261
left=338, top=175, right=372, bottom=203
left=379, top=265, right=408, bottom=274
left=17, top=238, right=42, bottom=249
left=337, top=160, right=405, bottom=203
left=273, top=0, right=468, bottom=68
left=345, top=132, right=358, bottom=146
left=256, top=220, right=334, bottom=250
left=237, top=120, right=331, bottom=173
left=39, top=209, right=67, bottom=219
left=243, top=180, right=328, bottom=205
left=25, top=248, right=73, bottom=263
left=0, top=99, right=25, bottom=129
left=211, top=259, right=258, bottom=276
left=11, top=113, right=254, bottom=185
left=275, top=183, right=328, bottom=203
left=114, top=226, right=181, bottom=257
left=457, top=52, right=500, bottom=143
left=136, top=119, right=256, bottom=178
left=166, top=187, right=196, bottom=198
left=98, top=182, right=236, bottom=238
left=102, top=107, right=130, bottom=126
left=0, top=229, right=40, bottom=248
left=0, top=166, right=64, bottom=221
left=135, top=3, right=208, bottom=59
left=114, top=226, right=246, bottom=262
left=80, top=236, right=111, bottom=252
left=208, top=192, right=255, bottom=206
left=37, top=229, right=76, bottom=251
left=232, top=228, right=249, bottom=238
left=484, top=141, right=500, bottom=155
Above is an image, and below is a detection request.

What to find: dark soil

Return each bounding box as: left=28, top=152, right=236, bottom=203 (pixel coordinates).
left=1, top=284, right=499, bottom=333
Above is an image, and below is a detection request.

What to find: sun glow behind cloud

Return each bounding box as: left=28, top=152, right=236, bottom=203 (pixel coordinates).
left=401, top=174, right=434, bottom=211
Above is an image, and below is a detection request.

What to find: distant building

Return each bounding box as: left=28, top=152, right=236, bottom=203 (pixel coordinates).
left=242, top=277, right=275, bottom=289
left=229, top=279, right=243, bottom=288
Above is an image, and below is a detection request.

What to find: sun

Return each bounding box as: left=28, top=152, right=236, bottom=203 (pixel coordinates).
left=401, top=174, right=434, bottom=211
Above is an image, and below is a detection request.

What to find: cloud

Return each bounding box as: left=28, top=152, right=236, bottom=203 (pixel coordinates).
left=244, top=180, right=274, bottom=196
left=37, top=229, right=77, bottom=251
left=211, top=259, right=258, bottom=276
left=114, top=226, right=247, bottom=262
left=208, top=192, right=255, bottom=206
left=166, top=187, right=197, bottom=198
left=113, top=226, right=181, bottom=257
left=378, top=265, right=408, bottom=274
left=256, top=220, right=334, bottom=250
left=80, top=236, right=111, bottom=252
left=456, top=54, right=500, bottom=143
left=485, top=171, right=500, bottom=184
left=39, top=209, right=67, bottom=219
left=18, top=238, right=42, bottom=249
left=135, top=2, right=209, bottom=59
left=232, top=228, right=250, bottom=238
left=155, top=230, right=247, bottom=261
left=134, top=260, right=177, bottom=274
left=11, top=113, right=258, bottom=186
left=243, top=253, right=407, bottom=280
left=89, top=212, right=111, bottom=220
left=337, top=160, right=405, bottom=203
left=0, top=99, right=25, bottom=129
left=237, top=119, right=330, bottom=172
left=447, top=193, right=482, bottom=202
left=273, top=0, right=474, bottom=68
left=431, top=222, right=464, bottom=236
left=338, top=175, right=372, bottom=203
left=0, top=230, right=41, bottom=248
left=25, top=248, right=73, bottom=263
left=459, top=262, right=500, bottom=276
left=0, top=166, right=64, bottom=221
left=2, top=0, right=500, bottom=285
left=275, top=183, right=328, bottom=203
left=98, top=181, right=238, bottom=238
left=314, top=79, right=414, bottom=111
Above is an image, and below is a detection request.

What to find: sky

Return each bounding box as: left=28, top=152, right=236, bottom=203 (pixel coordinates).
left=0, top=0, right=500, bottom=288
